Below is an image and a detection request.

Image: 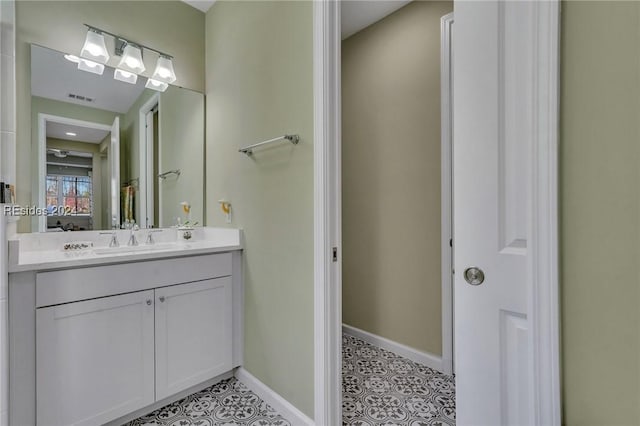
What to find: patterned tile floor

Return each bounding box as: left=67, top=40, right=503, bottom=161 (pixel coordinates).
left=342, top=333, right=456, bottom=425
left=127, top=377, right=291, bottom=426
left=128, top=334, right=454, bottom=426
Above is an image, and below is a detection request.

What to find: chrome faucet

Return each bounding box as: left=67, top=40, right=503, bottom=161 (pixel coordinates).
left=128, top=225, right=140, bottom=246
left=145, top=229, right=163, bottom=245
left=100, top=231, right=119, bottom=248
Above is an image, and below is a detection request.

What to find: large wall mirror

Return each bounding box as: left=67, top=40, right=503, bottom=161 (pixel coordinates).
left=29, top=44, right=204, bottom=232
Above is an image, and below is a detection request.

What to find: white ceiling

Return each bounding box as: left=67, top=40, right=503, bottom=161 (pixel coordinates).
left=180, top=1, right=411, bottom=39
left=180, top=1, right=414, bottom=39
left=342, top=1, right=412, bottom=40
left=181, top=0, right=216, bottom=13
left=47, top=121, right=110, bottom=144
left=31, top=44, right=147, bottom=114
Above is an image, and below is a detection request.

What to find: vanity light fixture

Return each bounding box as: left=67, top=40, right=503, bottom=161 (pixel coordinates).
left=145, top=78, right=168, bottom=92
left=78, top=24, right=177, bottom=86
left=151, top=55, right=176, bottom=84
left=77, top=58, right=105, bottom=75
left=114, top=68, right=138, bottom=84
left=80, top=28, right=110, bottom=64
left=65, top=132, right=77, bottom=137
left=117, top=42, right=145, bottom=74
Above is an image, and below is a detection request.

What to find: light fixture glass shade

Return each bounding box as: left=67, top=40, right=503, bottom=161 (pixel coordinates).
left=151, top=56, right=176, bottom=84
left=64, top=54, right=80, bottom=63
left=80, top=30, right=110, bottom=64
left=145, top=78, right=169, bottom=92
left=114, top=68, right=138, bottom=84
left=117, top=43, right=145, bottom=74
left=77, top=58, right=105, bottom=75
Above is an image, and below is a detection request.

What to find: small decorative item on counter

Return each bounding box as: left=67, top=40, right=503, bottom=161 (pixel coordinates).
left=177, top=220, right=198, bottom=242
left=176, top=201, right=196, bottom=242
left=180, top=201, right=191, bottom=221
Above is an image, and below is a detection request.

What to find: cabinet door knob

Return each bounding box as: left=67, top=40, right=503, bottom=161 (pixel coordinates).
left=159, top=296, right=166, bottom=303
left=146, top=299, right=152, bottom=306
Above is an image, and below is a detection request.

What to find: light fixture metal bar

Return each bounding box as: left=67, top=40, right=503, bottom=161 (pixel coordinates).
left=83, top=24, right=173, bottom=59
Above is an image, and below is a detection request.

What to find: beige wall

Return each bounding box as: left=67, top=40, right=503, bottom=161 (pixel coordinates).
left=205, top=1, right=314, bottom=417
left=342, top=1, right=452, bottom=356
left=561, top=1, right=640, bottom=424
left=16, top=1, right=205, bottom=232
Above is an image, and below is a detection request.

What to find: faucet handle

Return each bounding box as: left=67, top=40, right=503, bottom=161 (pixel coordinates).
left=145, top=229, right=163, bottom=245
left=100, top=231, right=119, bottom=248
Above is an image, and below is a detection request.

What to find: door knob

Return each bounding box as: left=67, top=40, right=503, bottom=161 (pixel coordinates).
left=159, top=296, right=166, bottom=303
left=464, top=267, right=485, bottom=285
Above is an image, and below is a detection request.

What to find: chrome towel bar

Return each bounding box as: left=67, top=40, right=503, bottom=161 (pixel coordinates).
left=158, top=169, right=181, bottom=179
left=239, top=134, right=300, bottom=156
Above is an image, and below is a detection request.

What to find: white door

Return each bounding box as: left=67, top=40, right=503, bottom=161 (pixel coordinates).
left=454, top=1, right=538, bottom=424
left=36, top=290, right=155, bottom=426
left=155, top=277, right=233, bottom=399
left=110, top=116, right=120, bottom=229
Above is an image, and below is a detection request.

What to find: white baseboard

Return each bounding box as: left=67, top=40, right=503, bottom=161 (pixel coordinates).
left=234, top=367, right=314, bottom=426
left=342, top=324, right=446, bottom=374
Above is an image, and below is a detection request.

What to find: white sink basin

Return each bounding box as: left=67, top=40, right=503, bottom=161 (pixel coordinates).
left=93, top=243, right=180, bottom=255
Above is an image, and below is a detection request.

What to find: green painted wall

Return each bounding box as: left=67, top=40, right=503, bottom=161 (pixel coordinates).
left=561, top=1, right=640, bottom=424
left=205, top=1, right=314, bottom=418
left=157, top=86, right=205, bottom=227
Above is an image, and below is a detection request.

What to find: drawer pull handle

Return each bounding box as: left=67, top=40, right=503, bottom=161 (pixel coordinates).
left=146, top=299, right=152, bottom=306
left=159, top=296, right=166, bottom=303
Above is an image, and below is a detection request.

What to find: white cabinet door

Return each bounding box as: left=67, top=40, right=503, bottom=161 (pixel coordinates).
left=36, top=290, right=155, bottom=426
left=155, top=277, right=233, bottom=399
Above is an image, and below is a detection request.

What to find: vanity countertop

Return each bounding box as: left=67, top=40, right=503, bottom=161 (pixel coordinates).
left=8, top=227, right=243, bottom=273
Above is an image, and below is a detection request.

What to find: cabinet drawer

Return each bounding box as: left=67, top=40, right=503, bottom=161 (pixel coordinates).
left=36, top=253, right=232, bottom=308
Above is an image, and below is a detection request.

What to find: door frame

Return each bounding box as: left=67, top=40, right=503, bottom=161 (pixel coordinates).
left=441, top=12, right=454, bottom=376
left=37, top=113, right=112, bottom=232
left=312, top=0, right=561, bottom=424
left=138, top=93, right=160, bottom=229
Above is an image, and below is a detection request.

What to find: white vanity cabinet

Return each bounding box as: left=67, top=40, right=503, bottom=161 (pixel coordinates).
left=9, top=250, right=243, bottom=426
left=36, top=291, right=156, bottom=426
left=155, top=277, right=232, bottom=399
